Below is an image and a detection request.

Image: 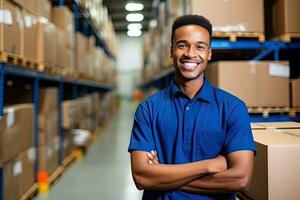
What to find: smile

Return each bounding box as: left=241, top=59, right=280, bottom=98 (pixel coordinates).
left=180, top=60, right=200, bottom=70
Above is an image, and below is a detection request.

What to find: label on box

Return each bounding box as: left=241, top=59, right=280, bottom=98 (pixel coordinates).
left=27, top=147, right=37, bottom=162
left=269, top=63, right=290, bottom=77
left=6, top=108, right=15, bottom=127
left=13, top=161, right=23, bottom=177
left=24, top=15, right=33, bottom=28
left=0, top=10, right=13, bottom=25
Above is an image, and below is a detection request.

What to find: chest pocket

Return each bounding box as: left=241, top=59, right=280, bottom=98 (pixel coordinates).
left=195, top=129, right=225, bottom=160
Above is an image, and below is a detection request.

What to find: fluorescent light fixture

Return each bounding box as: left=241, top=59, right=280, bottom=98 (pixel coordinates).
left=127, top=29, right=142, bottom=37
left=125, top=3, right=144, bottom=11
left=127, top=23, right=143, bottom=30
left=126, top=13, right=144, bottom=22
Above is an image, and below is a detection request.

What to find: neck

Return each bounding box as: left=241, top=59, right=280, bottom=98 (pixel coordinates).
left=175, top=75, right=204, bottom=99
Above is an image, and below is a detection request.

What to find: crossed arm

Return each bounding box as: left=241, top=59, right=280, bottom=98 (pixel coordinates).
left=130, top=150, right=254, bottom=194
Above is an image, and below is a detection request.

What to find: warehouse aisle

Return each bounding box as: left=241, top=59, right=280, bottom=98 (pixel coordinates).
left=33, top=99, right=143, bottom=200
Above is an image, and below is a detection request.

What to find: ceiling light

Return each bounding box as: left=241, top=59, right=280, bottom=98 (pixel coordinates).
left=149, top=19, right=157, bottom=28
left=126, top=13, right=144, bottom=22
left=127, top=23, right=143, bottom=30
left=127, top=29, right=142, bottom=37
left=125, top=3, right=144, bottom=11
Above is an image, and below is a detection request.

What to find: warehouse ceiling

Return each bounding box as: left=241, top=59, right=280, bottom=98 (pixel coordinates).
left=103, top=0, right=156, bottom=33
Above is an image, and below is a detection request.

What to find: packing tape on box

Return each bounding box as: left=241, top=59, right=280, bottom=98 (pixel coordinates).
left=13, top=160, right=23, bottom=177
left=0, top=9, right=13, bottom=25
left=269, top=63, right=290, bottom=78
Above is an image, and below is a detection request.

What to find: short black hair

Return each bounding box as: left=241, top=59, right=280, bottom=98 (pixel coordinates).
left=171, top=15, right=212, bottom=45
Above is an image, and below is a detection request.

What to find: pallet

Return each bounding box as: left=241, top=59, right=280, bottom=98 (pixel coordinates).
left=0, top=51, right=23, bottom=66
left=21, top=58, right=45, bottom=72
left=213, top=31, right=265, bottom=42
left=248, top=107, right=299, bottom=118
left=18, top=183, right=39, bottom=200
left=272, top=33, right=300, bottom=43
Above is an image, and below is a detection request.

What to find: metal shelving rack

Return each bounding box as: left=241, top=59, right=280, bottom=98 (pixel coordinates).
left=0, top=0, right=116, bottom=199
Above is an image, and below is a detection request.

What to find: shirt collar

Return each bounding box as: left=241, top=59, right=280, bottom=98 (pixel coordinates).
left=169, top=78, right=214, bottom=103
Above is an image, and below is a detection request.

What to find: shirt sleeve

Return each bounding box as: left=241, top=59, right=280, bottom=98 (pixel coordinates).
left=223, top=101, right=256, bottom=155
left=128, top=102, right=155, bottom=153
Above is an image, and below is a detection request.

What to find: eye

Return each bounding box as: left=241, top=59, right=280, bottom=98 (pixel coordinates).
left=196, top=45, right=206, bottom=51
left=177, top=43, right=188, bottom=49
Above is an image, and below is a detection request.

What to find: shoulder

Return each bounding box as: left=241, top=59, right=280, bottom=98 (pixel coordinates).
left=137, top=87, right=170, bottom=111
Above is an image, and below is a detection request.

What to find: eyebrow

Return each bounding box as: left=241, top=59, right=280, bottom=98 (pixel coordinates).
left=175, top=40, right=209, bottom=47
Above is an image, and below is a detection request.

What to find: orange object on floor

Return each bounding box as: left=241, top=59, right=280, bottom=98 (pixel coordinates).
left=37, top=171, right=49, bottom=184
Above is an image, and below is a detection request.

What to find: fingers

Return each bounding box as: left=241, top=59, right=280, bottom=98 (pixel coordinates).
left=147, top=150, right=159, bottom=164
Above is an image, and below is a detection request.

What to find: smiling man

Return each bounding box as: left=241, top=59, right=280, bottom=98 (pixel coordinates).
left=128, top=15, right=256, bottom=200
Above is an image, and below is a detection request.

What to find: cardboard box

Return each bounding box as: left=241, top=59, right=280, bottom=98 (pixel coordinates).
left=271, top=0, right=300, bottom=36
left=0, top=0, right=23, bottom=55
left=23, top=10, right=38, bottom=60
left=22, top=0, right=37, bottom=16
left=188, top=0, right=264, bottom=32
left=251, top=121, right=300, bottom=130
left=56, top=28, right=67, bottom=67
left=86, top=36, right=95, bottom=53
left=39, top=88, right=58, bottom=114
left=3, top=157, right=21, bottom=200
left=63, top=130, right=74, bottom=158
left=290, top=79, right=300, bottom=107
left=38, top=111, right=58, bottom=146
left=228, top=0, right=264, bottom=32
left=19, top=147, right=35, bottom=195
left=0, top=104, right=34, bottom=165
left=246, top=129, right=300, bottom=200
left=52, top=6, right=74, bottom=48
left=38, top=138, right=59, bottom=174
left=37, top=0, right=51, bottom=20
left=10, top=0, right=24, bottom=7
left=206, top=61, right=290, bottom=107
left=62, top=100, right=77, bottom=129
left=36, top=20, right=57, bottom=65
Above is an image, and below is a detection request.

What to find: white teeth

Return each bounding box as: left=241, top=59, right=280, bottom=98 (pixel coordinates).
left=183, top=62, right=198, bottom=69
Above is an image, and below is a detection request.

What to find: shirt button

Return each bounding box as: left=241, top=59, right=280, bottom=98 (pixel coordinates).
left=186, top=106, right=190, bottom=111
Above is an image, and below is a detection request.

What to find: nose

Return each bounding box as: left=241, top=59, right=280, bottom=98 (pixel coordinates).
left=184, top=45, right=197, bottom=58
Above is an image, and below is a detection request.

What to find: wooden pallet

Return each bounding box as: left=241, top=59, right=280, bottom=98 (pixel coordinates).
left=0, top=51, right=23, bottom=66
left=213, top=31, right=265, bottom=42
left=248, top=107, right=299, bottom=118
left=272, top=33, right=300, bottom=43
left=22, top=57, right=44, bottom=72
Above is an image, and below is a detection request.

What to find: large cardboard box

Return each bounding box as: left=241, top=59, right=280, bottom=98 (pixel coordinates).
left=38, top=137, right=59, bottom=174
left=38, top=111, right=58, bottom=146
left=0, top=104, right=34, bottom=165
left=22, top=0, right=37, bottom=16
left=290, top=79, right=300, bottom=107
left=36, top=0, right=51, bottom=20
left=3, top=157, right=22, bottom=200
left=271, top=0, right=300, bottom=36
left=19, top=147, right=35, bottom=196
left=23, top=10, right=38, bottom=60
left=55, top=28, right=67, bottom=68
left=10, top=0, right=23, bottom=7
left=39, top=88, right=58, bottom=114
left=0, top=0, right=23, bottom=55
left=36, top=20, right=57, bottom=65
left=246, top=129, right=300, bottom=200
left=206, top=61, right=290, bottom=107
left=62, top=100, right=77, bottom=129
left=52, top=6, right=74, bottom=48
left=188, top=0, right=264, bottom=32
left=228, top=0, right=264, bottom=32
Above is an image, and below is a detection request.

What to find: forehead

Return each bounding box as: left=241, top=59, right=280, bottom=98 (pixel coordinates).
left=173, top=25, right=210, bottom=43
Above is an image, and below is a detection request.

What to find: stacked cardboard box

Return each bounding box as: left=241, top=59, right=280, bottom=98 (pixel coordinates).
left=246, top=122, right=300, bottom=200
left=4, top=147, right=36, bottom=200
left=206, top=61, right=290, bottom=107
left=38, top=88, right=59, bottom=174
left=271, top=0, right=300, bottom=37
left=187, top=0, right=264, bottom=32
left=0, top=0, right=23, bottom=55
left=52, top=6, right=74, bottom=70
left=0, top=104, right=34, bottom=200
left=290, top=79, right=300, bottom=107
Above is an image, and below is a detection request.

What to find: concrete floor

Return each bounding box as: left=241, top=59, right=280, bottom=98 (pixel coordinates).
left=33, top=99, right=143, bottom=200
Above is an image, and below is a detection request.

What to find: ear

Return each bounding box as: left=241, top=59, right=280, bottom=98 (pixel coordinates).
left=208, top=48, right=212, bottom=61
left=170, top=45, right=173, bottom=58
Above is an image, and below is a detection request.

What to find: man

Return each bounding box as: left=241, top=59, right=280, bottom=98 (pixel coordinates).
left=128, top=15, right=256, bottom=200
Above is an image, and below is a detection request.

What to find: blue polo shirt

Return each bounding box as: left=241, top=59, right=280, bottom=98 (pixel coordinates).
left=128, top=78, right=256, bottom=200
